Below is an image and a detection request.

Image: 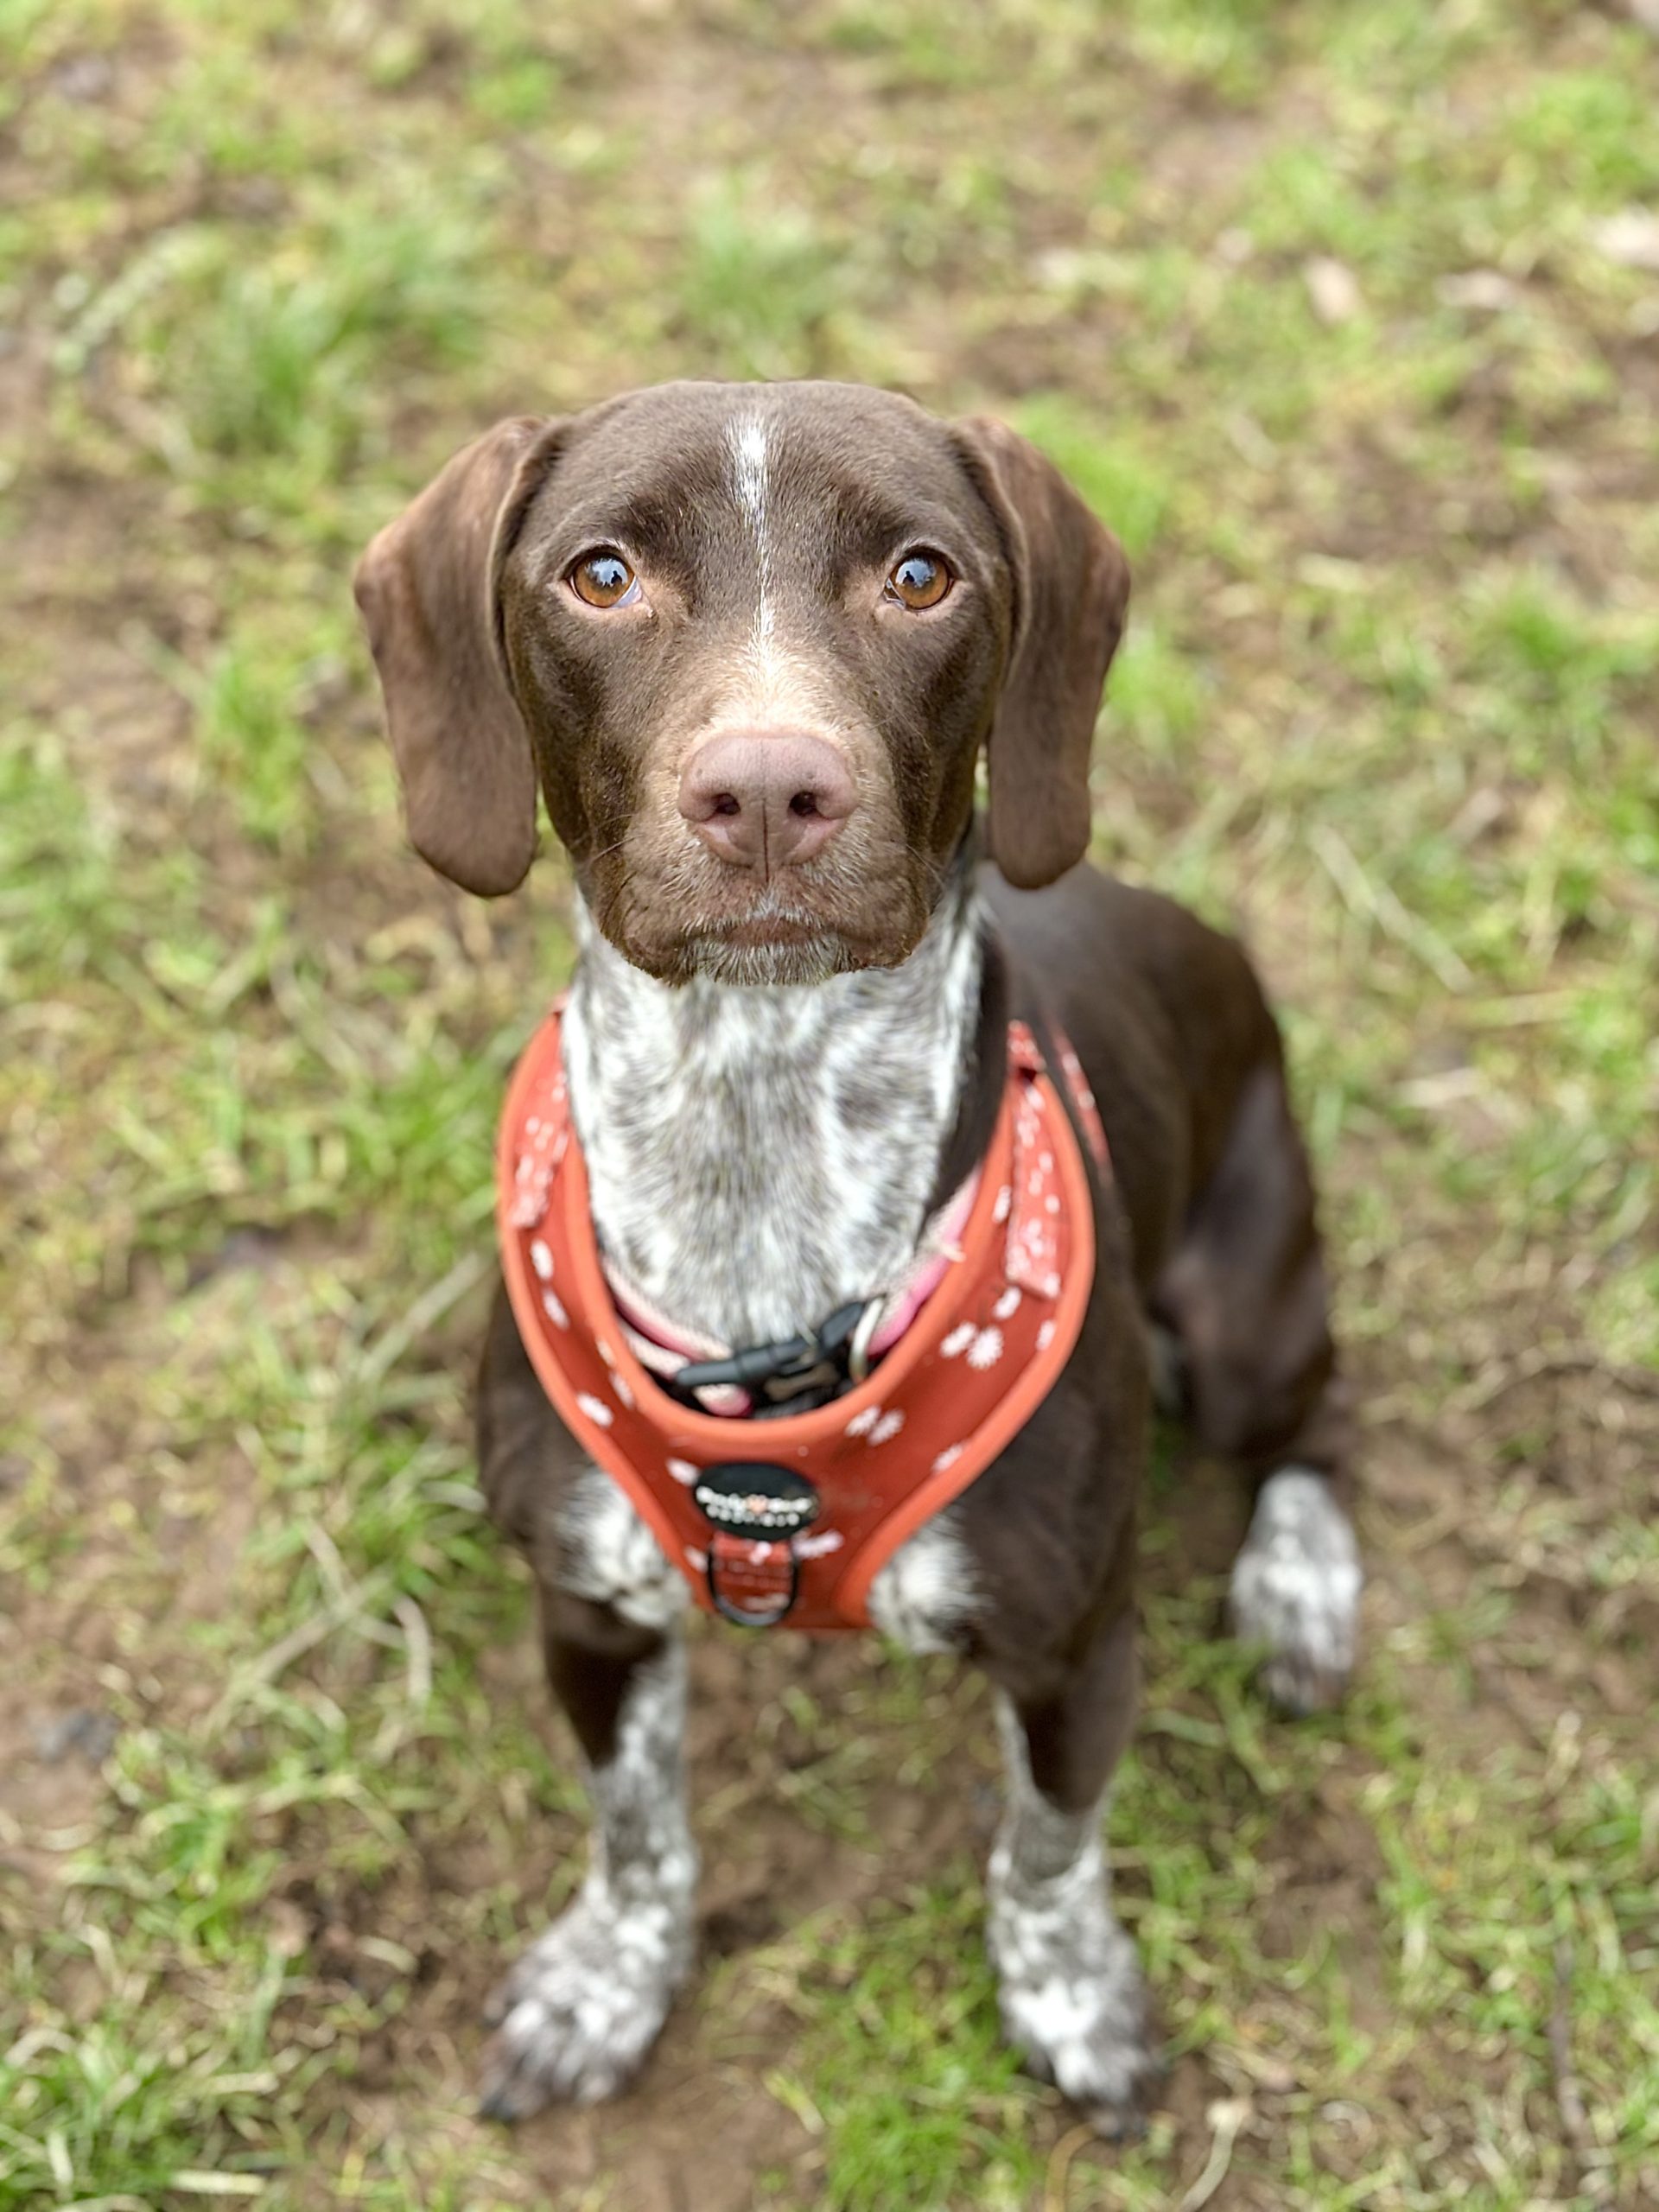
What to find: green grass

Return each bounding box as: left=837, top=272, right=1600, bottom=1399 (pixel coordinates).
left=2, top=0, right=1656, bottom=2206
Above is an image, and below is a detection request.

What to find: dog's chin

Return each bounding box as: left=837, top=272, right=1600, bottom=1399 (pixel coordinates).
left=682, top=931, right=858, bottom=987
left=587, top=854, right=933, bottom=988
left=625, top=926, right=866, bottom=988
left=611, top=912, right=923, bottom=989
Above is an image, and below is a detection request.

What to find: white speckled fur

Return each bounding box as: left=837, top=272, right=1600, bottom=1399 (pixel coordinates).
left=986, top=1694, right=1153, bottom=2127
left=1229, top=1465, right=1361, bottom=1713
left=480, top=1641, right=696, bottom=2115
left=556, top=1464, right=690, bottom=1632
left=563, top=864, right=985, bottom=1351
left=867, top=1511, right=978, bottom=1653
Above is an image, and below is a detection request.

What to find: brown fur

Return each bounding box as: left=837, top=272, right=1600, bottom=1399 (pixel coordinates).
left=356, top=378, right=1356, bottom=2129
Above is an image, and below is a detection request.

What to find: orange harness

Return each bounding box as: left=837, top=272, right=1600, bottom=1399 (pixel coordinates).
left=498, top=1006, right=1109, bottom=1630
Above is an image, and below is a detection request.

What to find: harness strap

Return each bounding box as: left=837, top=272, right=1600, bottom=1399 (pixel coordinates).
left=497, top=1009, right=1110, bottom=1632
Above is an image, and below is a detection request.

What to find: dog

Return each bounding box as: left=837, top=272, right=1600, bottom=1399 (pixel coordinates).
left=353, top=379, right=1360, bottom=2136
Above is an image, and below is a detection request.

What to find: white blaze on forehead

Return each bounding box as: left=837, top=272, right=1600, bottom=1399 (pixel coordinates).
left=732, top=416, right=768, bottom=529
left=728, top=415, right=776, bottom=648
left=713, top=410, right=849, bottom=739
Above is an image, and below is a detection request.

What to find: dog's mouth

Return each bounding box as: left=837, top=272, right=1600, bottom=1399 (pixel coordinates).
left=702, top=904, right=828, bottom=950
left=609, top=906, right=928, bottom=988
left=645, top=898, right=920, bottom=988
left=683, top=903, right=870, bottom=987
left=586, top=815, right=934, bottom=986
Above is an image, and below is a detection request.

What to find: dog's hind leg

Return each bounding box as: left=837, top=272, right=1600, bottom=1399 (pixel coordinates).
left=1152, top=1056, right=1360, bottom=1713
left=986, top=1610, right=1156, bottom=2136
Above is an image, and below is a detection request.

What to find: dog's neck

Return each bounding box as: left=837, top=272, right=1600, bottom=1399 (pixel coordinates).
left=563, top=861, right=986, bottom=1349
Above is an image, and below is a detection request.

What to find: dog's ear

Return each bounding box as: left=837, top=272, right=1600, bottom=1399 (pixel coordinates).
left=353, top=416, right=565, bottom=896
left=952, top=416, right=1130, bottom=889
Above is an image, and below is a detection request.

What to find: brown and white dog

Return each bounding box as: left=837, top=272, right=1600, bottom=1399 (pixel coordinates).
left=354, top=380, right=1359, bottom=2134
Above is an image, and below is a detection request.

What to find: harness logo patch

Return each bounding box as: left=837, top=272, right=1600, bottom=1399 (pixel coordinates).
left=692, top=1463, right=822, bottom=1536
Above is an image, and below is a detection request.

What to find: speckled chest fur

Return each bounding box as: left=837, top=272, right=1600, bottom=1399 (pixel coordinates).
left=563, top=862, right=984, bottom=1349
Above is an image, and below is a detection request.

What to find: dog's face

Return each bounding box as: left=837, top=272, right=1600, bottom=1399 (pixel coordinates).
left=356, top=382, right=1128, bottom=985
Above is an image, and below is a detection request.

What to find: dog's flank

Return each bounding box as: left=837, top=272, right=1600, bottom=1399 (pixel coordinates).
left=563, top=855, right=985, bottom=1350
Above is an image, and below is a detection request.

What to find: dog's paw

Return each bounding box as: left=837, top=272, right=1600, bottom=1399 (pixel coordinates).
left=1230, top=1466, right=1361, bottom=1715
left=993, top=1917, right=1157, bottom=2136
left=477, top=1891, right=691, bottom=2120
left=988, top=1844, right=1158, bottom=2137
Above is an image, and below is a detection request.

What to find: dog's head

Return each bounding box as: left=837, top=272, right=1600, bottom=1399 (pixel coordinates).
left=354, top=381, right=1128, bottom=985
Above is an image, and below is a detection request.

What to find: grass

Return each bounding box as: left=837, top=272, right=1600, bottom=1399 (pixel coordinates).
left=2, top=0, right=1656, bottom=2206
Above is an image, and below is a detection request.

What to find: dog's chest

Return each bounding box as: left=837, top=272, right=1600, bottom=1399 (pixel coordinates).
left=562, top=900, right=981, bottom=1348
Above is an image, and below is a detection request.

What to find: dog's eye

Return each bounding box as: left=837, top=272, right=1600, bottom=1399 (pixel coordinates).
left=886, top=550, right=953, bottom=611
left=569, top=550, right=640, bottom=609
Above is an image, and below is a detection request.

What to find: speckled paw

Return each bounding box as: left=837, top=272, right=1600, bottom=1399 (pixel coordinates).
left=476, top=1902, right=685, bottom=2122
left=1230, top=1466, right=1361, bottom=1717
left=996, top=1955, right=1159, bottom=2134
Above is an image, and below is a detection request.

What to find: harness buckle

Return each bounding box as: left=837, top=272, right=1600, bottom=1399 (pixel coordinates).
left=664, top=1298, right=874, bottom=1416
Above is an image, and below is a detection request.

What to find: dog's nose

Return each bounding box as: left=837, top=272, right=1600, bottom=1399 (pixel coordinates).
left=677, top=729, right=855, bottom=874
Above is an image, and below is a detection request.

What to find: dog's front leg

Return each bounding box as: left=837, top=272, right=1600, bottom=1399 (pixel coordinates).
left=986, top=1610, right=1155, bottom=2136
left=479, top=1583, right=696, bottom=2120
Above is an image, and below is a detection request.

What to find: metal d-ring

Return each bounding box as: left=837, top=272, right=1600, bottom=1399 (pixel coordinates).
left=704, top=1543, right=800, bottom=1628
left=848, top=1294, right=885, bottom=1384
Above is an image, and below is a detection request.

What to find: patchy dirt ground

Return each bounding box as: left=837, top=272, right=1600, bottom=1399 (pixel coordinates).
left=3, top=3, right=1656, bottom=2208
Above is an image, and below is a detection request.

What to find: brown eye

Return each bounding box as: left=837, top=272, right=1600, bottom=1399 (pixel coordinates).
left=886, top=550, right=952, bottom=610
left=569, top=550, right=640, bottom=608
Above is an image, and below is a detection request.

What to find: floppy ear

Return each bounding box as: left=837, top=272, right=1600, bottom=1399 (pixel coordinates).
left=353, top=416, right=564, bottom=896
left=952, top=416, right=1130, bottom=889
